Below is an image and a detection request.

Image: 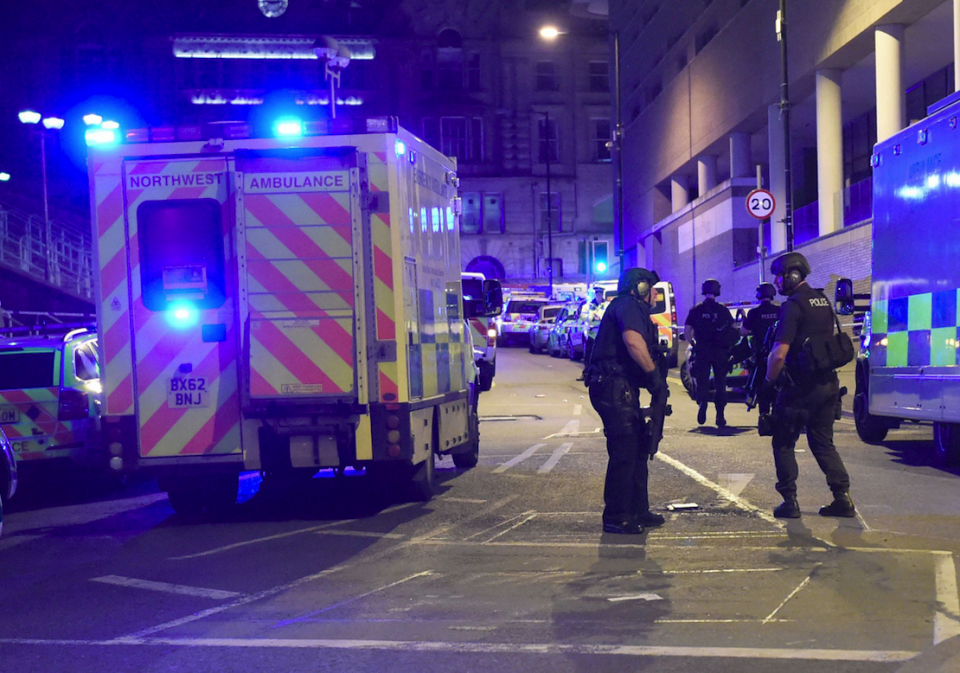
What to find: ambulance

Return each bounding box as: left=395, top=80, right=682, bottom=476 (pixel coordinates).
left=86, top=116, right=501, bottom=513
left=838, top=89, right=960, bottom=466
left=461, top=272, right=501, bottom=391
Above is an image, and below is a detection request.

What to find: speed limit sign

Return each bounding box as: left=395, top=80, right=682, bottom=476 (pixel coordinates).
left=746, top=189, right=776, bottom=219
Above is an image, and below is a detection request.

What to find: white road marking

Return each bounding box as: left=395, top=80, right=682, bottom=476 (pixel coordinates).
left=607, top=593, right=663, bottom=602
left=573, top=404, right=583, bottom=416
left=662, top=568, right=785, bottom=575
left=763, top=564, right=821, bottom=624
left=443, top=497, right=487, bottom=504
left=493, top=444, right=545, bottom=473
left=657, top=452, right=781, bottom=527
left=0, top=636, right=915, bottom=662
left=463, top=511, right=538, bottom=541
left=314, top=530, right=405, bottom=540
left=170, top=521, right=355, bottom=560
left=934, top=553, right=960, bottom=644
left=544, top=419, right=580, bottom=439
left=538, top=443, right=573, bottom=473
left=483, top=512, right=538, bottom=544
left=276, top=571, right=434, bottom=626
left=91, top=575, right=242, bottom=600
left=717, top=473, right=755, bottom=498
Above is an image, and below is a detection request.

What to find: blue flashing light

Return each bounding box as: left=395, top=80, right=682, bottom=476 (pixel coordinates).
left=85, top=128, right=118, bottom=146
left=395, top=140, right=406, bottom=157
left=167, top=302, right=199, bottom=329
left=274, top=118, right=303, bottom=137
left=595, top=261, right=608, bottom=273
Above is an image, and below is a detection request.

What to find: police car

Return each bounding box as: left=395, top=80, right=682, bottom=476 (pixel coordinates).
left=0, top=328, right=103, bottom=474
left=0, top=428, right=17, bottom=537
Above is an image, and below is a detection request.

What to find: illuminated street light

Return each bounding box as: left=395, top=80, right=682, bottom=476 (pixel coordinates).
left=18, top=110, right=41, bottom=125
left=0, top=173, right=10, bottom=182
left=539, top=25, right=561, bottom=41
left=18, top=110, right=63, bottom=282
left=82, top=113, right=103, bottom=126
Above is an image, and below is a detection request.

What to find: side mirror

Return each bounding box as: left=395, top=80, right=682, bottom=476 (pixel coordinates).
left=835, top=278, right=855, bottom=316
left=678, top=332, right=686, bottom=341
left=474, top=279, right=502, bottom=318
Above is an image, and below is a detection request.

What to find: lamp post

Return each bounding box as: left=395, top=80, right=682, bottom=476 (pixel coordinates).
left=18, top=110, right=64, bottom=282
left=612, top=30, right=624, bottom=271
left=538, top=26, right=563, bottom=296
left=776, top=0, right=795, bottom=251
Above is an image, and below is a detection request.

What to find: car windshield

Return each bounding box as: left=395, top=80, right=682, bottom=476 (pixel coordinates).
left=0, top=351, right=57, bottom=390
left=507, top=300, right=547, bottom=315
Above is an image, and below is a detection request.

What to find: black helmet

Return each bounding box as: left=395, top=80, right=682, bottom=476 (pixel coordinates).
left=618, top=268, right=660, bottom=297
left=701, top=278, right=721, bottom=296
left=770, top=252, right=811, bottom=279
left=756, top=282, right=776, bottom=300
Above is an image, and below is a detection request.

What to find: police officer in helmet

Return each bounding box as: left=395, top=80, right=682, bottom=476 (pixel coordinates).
left=684, top=279, right=737, bottom=427
left=762, top=252, right=855, bottom=519
left=585, top=268, right=666, bottom=535
left=742, top=282, right=780, bottom=415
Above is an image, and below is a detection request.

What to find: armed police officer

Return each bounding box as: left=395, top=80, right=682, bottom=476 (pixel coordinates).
left=585, top=268, right=667, bottom=535
left=684, top=279, right=737, bottom=427
left=742, top=283, right=781, bottom=415
left=762, top=252, right=856, bottom=519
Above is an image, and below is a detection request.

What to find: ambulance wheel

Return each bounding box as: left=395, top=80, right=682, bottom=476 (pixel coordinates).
left=409, top=451, right=436, bottom=502
left=933, top=423, right=960, bottom=468
left=453, top=410, right=480, bottom=470
left=478, top=362, right=494, bottom=392
left=204, top=473, right=240, bottom=514
left=166, top=486, right=205, bottom=517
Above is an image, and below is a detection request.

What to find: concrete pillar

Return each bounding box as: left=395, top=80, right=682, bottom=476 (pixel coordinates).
left=767, top=104, right=787, bottom=254
left=876, top=25, right=905, bottom=140
left=730, top=133, right=751, bottom=179
left=671, top=175, right=689, bottom=212
left=697, top=155, right=718, bottom=196
left=816, top=69, right=844, bottom=237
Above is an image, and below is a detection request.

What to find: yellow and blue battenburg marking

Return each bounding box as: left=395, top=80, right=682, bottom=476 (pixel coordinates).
left=870, top=289, right=960, bottom=367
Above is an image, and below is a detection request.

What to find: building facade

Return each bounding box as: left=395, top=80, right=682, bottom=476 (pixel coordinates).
left=608, top=0, right=957, bottom=317
left=0, top=0, right=614, bottom=287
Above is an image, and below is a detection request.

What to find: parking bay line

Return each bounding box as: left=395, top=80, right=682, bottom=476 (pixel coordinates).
left=91, top=575, right=243, bottom=601
left=0, top=636, right=916, bottom=663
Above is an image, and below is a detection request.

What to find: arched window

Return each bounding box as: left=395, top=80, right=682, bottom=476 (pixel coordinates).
left=465, top=256, right=506, bottom=280
left=437, top=28, right=463, bottom=49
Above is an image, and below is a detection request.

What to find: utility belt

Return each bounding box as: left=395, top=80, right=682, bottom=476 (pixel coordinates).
left=583, top=359, right=627, bottom=387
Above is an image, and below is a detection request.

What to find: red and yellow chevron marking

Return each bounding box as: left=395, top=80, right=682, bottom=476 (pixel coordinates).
left=115, top=157, right=241, bottom=458
left=371, top=210, right=398, bottom=402
left=0, top=388, right=59, bottom=439
left=244, top=189, right=358, bottom=399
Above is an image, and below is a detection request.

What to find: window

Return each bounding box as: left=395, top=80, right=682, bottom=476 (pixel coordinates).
left=539, top=192, right=561, bottom=232
left=0, top=351, right=56, bottom=389
left=589, top=61, right=609, bottom=92
left=422, top=117, right=440, bottom=148
left=438, top=117, right=483, bottom=162
left=537, top=117, right=559, bottom=163
left=459, top=192, right=503, bottom=234
left=536, top=61, right=557, bottom=91
left=482, top=194, right=504, bottom=233
left=74, top=342, right=99, bottom=381
left=438, top=52, right=464, bottom=90
left=591, top=119, right=612, bottom=162
left=138, top=199, right=226, bottom=311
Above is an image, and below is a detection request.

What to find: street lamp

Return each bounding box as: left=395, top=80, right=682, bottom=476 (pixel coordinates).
left=0, top=173, right=10, bottom=182
left=19, top=109, right=64, bottom=282
left=538, top=26, right=567, bottom=297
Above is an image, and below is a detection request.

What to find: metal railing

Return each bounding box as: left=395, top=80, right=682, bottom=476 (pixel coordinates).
left=0, top=200, right=93, bottom=300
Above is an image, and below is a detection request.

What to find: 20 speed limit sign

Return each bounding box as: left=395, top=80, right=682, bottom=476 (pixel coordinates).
left=746, top=189, right=776, bottom=219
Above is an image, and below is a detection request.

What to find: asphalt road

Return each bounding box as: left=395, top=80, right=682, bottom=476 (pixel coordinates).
left=1, top=347, right=959, bottom=672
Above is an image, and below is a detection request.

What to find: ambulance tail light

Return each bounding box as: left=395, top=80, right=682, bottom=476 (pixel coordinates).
left=85, top=128, right=119, bottom=147
left=58, top=389, right=89, bottom=421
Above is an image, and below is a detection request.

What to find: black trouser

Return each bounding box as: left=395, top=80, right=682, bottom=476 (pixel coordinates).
left=691, top=346, right=729, bottom=412
left=771, top=373, right=850, bottom=499
left=588, top=375, right=649, bottom=524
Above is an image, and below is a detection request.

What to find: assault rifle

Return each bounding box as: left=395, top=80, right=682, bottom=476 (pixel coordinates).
left=744, top=322, right=778, bottom=411
left=642, top=341, right=673, bottom=460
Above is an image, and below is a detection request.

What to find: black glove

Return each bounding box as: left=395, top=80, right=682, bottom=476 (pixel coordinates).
left=758, top=378, right=777, bottom=408
left=645, top=368, right=665, bottom=397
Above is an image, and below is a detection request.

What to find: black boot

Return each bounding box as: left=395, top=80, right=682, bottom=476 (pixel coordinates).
left=636, top=510, right=665, bottom=528
left=716, top=409, right=727, bottom=427
left=773, top=497, right=801, bottom=519
left=603, top=519, right=644, bottom=535
left=819, top=492, right=856, bottom=518
left=697, top=402, right=708, bottom=425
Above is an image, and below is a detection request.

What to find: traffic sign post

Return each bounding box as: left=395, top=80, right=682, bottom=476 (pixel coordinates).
left=748, top=177, right=776, bottom=285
